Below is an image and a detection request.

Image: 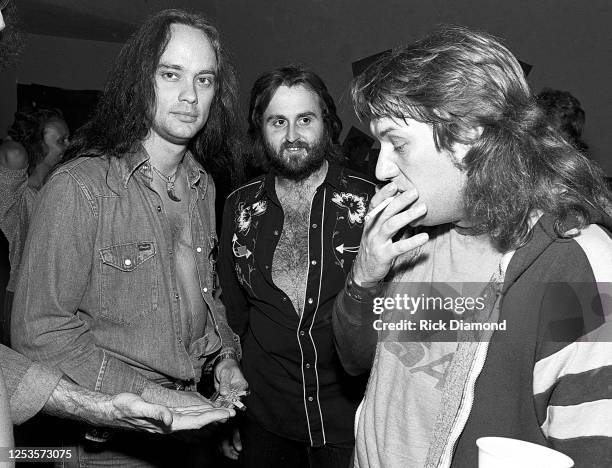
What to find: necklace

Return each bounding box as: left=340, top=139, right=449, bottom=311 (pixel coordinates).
left=151, top=164, right=181, bottom=202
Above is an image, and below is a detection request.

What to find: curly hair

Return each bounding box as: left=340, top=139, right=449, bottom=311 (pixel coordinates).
left=536, top=88, right=588, bottom=153
left=247, top=64, right=345, bottom=169
left=7, top=107, right=65, bottom=175
left=352, top=25, right=611, bottom=251
left=65, top=9, right=243, bottom=185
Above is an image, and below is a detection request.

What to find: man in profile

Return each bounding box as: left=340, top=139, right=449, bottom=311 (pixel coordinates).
left=12, top=9, right=246, bottom=466
left=334, top=26, right=612, bottom=467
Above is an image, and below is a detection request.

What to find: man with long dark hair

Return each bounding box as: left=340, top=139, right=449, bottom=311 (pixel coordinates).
left=218, top=65, right=375, bottom=467
left=334, top=26, right=612, bottom=467
left=11, top=9, right=245, bottom=466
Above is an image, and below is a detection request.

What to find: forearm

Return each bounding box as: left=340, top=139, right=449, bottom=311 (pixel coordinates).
left=43, top=378, right=118, bottom=428
left=0, top=345, right=63, bottom=425
left=332, top=271, right=379, bottom=375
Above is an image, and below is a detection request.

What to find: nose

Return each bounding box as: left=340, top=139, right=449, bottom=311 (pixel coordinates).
left=285, top=122, right=299, bottom=143
left=179, top=79, right=198, bottom=104
left=375, top=146, right=399, bottom=182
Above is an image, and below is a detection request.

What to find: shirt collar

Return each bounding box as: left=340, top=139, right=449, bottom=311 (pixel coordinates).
left=111, top=145, right=206, bottom=189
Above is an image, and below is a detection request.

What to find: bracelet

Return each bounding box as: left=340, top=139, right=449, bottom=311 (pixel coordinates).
left=345, top=267, right=383, bottom=302
left=214, top=350, right=239, bottom=365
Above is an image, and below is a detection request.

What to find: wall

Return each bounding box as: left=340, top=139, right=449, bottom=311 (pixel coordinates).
left=1, top=0, right=610, bottom=174
left=217, top=0, right=612, bottom=175
left=0, top=34, right=122, bottom=137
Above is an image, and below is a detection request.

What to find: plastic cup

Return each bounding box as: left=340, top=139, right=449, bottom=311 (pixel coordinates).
left=477, top=437, right=574, bottom=468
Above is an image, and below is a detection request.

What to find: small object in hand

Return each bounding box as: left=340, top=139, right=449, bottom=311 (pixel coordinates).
left=365, top=195, right=397, bottom=222
left=211, top=387, right=248, bottom=411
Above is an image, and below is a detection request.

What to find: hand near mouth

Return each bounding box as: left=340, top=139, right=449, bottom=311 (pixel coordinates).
left=351, top=182, right=429, bottom=286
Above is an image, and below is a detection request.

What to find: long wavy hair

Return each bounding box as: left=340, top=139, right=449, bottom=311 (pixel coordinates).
left=352, top=25, right=611, bottom=251
left=65, top=9, right=242, bottom=184
left=536, top=88, right=588, bottom=153
left=7, top=107, right=66, bottom=175
left=247, top=64, right=345, bottom=169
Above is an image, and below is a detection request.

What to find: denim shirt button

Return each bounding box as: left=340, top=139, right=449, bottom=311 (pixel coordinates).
left=202, top=287, right=208, bottom=293
left=196, top=247, right=202, bottom=253
left=124, top=259, right=132, bottom=267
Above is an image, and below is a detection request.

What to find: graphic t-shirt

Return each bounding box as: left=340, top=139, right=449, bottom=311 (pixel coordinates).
left=355, top=224, right=502, bottom=468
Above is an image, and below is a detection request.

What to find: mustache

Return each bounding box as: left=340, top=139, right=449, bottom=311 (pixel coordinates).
left=281, top=141, right=310, bottom=151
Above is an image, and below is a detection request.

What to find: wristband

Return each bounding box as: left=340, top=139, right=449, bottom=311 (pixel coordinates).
left=214, top=350, right=239, bottom=365
left=345, top=267, right=383, bottom=302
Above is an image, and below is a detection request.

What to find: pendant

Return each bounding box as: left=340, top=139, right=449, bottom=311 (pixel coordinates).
left=167, top=180, right=181, bottom=202
left=151, top=164, right=181, bottom=202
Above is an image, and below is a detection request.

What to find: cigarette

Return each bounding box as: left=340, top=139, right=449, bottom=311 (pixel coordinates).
left=365, top=195, right=397, bottom=221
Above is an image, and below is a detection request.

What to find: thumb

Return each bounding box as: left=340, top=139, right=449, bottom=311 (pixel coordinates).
left=157, top=406, right=174, bottom=427
left=142, top=401, right=173, bottom=427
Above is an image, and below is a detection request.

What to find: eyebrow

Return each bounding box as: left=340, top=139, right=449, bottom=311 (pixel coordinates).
left=377, top=127, right=397, bottom=138
left=158, top=63, right=217, bottom=75
left=265, top=111, right=318, bottom=123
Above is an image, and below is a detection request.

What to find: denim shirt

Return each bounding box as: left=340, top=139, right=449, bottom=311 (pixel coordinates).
left=0, top=344, right=63, bottom=425
left=11, top=148, right=240, bottom=396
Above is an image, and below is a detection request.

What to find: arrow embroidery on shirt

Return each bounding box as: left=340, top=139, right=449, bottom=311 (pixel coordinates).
left=335, top=244, right=359, bottom=254
left=232, top=234, right=252, bottom=258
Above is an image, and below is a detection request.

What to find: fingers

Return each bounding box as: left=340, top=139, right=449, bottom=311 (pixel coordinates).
left=381, top=201, right=427, bottom=237
left=171, top=404, right=215, bottom=413
left=172, top=407, right=236, bottom=431
left=198, top=408, right=235, bottom=425
left=370, top=181, right=398, bottom=208
left=391, top=232, right=429, bottom=256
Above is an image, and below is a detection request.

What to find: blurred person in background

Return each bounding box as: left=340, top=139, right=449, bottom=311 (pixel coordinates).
left=0, top=107, right=70, bottom=345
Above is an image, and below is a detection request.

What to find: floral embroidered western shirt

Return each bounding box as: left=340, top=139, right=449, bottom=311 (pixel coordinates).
left=218, top=164, right=375, bottom=446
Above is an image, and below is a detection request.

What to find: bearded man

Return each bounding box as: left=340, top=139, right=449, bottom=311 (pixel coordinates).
left=218, top=65, right=375, bottom=468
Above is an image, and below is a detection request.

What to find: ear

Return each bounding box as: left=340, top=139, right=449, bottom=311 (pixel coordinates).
left=452, top=125, right=483, bottom=162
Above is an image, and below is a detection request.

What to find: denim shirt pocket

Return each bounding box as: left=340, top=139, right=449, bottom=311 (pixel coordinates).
left=99, top=241, right=158, bottom=325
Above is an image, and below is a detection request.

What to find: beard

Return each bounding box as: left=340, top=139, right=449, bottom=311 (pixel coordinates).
left=264, top=132, right=332, bottom=181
